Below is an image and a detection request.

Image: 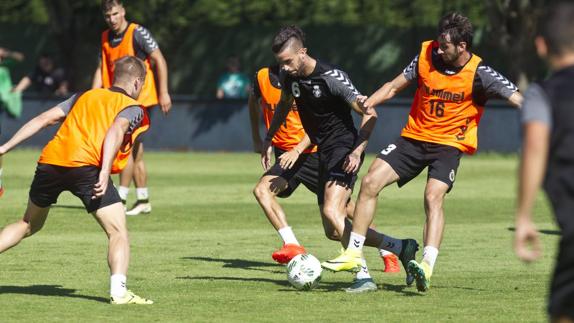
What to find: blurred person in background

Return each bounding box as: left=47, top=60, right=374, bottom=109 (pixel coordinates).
left=216, top=56, right=250, bottom=99
left=12, top=53, right=69, bottom=96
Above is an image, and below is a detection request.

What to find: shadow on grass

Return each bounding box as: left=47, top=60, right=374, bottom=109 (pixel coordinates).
left=0, top=285, right=108, bottom=303
left=507, top=227, right=560, bottom=235
left=177, top=275, right=360, bottom=293
left=380, top=283, right=424, bottom=296
left=181, top=256, right=283, bottom=274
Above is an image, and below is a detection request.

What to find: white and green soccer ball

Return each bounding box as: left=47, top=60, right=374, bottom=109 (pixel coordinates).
left=286, top=254, right=322, bottom=290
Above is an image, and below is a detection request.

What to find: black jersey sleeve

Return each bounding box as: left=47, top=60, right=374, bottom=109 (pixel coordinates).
left=251, top=71, right=261, bottom=98
left=133, top=25, right=159, bottom=57
left=473, top=63, right=518, bottom=105
left=403, top=55, right=419, bottom=82
left=322, top=69, right=360, bottom=104
left=116, top=105, right=145, bottom=134
left=56, top=94, right=79, bottom=116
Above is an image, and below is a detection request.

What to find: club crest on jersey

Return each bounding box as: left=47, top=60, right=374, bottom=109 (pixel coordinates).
left=312, top=85, right=322, bottom=98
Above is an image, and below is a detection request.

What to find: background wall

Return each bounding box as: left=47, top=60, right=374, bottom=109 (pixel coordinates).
left=0, top=98, right=520, bottom=153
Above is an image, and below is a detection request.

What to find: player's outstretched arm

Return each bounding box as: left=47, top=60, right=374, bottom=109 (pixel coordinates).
left=363, top=73, right=411, bottom=109
left=93, top=116, right=130, bottom=199
left=92, top=60, right=103, bottom=89
left=248, top=91, right=263, bottom=153
left=261, top=91, right=294, bottom=170
left=149, top=49, right=172, bottom=114
left=0, top=106, right=66, bottom=156
left=343, top=99, right=378, bottom=173
left=515, top=121, right=548, bottom=262
left=508, top=92, right=524, bottom=108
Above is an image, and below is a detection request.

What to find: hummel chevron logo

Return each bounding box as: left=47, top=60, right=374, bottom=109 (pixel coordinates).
left=353, top=239, right=360, bottom=248
left=386, top=242, right=395, bottom=249
left=323, top=69, right=360, bottom=95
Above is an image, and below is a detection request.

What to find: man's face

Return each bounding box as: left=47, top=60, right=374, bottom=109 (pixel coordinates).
left=437, top=33, right=464, bottom=65
left=275, top=45, right=305, bottom=77
left=103, top=5, right=126, bottom=33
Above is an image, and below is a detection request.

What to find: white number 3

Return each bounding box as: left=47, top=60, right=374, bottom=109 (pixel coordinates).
left=380, top=144, right=397, bottom=155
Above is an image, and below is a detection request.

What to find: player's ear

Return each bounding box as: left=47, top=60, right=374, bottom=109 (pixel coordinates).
left=535, top=36, right=548, bottom=59
left=458, top=41, right=467, bottom=52
left=299, top=47, right=307, bottom=56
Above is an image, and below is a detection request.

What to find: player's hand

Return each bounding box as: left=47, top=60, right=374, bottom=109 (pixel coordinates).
left=357, top=95, right=372, bottom=110
left=261, top=139, right=273, bottom=171
left=0, top=145, right=6, bottom=156
left=92, top=170, right=110, bottom=200
left=514, top=215, right=542, bottom=263
left=278, top=148, right=300, bottom=170
left=159, top=92, right=172, bottom=115
left=343, top=152, right=361, bottom=174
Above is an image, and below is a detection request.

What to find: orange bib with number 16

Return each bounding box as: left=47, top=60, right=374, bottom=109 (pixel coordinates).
left=401, top=40, right=484, bottom=154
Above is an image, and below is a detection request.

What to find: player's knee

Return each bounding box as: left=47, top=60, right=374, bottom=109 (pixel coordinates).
left=424, top=190, right=445, bottom=209
left=253, top=182, right=270, bottom=200
left=360, top=174, right=381, bottom=197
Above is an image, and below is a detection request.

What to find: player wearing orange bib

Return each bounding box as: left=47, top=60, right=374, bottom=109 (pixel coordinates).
left=249, top=64, right=318, bottom=264
left=0, top=56, right=153, bottom=304
left=324, top=13, right=523, bottom=292
left=92, top=0, right=172, bottom=216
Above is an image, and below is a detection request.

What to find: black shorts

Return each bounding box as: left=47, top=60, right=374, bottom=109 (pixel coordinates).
left=265, top=148, right=320, bottom=198
left=29, top=163, right=122, bottom=213
left=317, top=146, right=364, bottom=205
left=545, top=175, right=574, bottom=318
left=378, top=137, right=462, bottom=192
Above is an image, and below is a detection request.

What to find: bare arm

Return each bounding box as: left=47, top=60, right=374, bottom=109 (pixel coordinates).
left=343, top=98, right=378, bottom=173
left=12, top=76, right=31, bottom=93
left=514, top=121, right=549, bottom=262
left=149, top=48, right=172, bottom=114
left=248, top=92, right=263, bottom=153
left=508, top=92, right=524, bottom=108
left=260, top=90, right=294, bottom=170
left=0, top=107, right=66, bottom=155
left=92, top=117, right=130, bottom=199
left=92, top=60, right=103, bottom=89
left=363, top=73, right=411, bottom=109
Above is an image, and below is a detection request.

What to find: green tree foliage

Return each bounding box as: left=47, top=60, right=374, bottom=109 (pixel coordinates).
left=0, top=0, right=547, bottom=95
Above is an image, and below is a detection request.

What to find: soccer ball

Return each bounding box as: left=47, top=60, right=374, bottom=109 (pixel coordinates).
left=286, top=254, right=322, bottom=290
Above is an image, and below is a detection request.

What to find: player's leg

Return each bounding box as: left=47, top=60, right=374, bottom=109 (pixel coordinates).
left=118, top=154, right=134, bottom=207
left=126, top=140, right=151, bottom=216
left=408, top=144, right=461, bottom=292
left=0, top=199, right=49, bottom=253
left=323, top=139, right=422, bottom=285
left=70, top=166, right=151, bottom=304
left=253, top=149, right=309, bottom=263
left=0, top=155, right=4, bottom=197
left=344, top=197, right=400, bottom=272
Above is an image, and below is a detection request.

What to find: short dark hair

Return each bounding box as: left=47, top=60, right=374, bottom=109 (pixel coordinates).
left=438, top=12, right=474, bottom=49
left=539, top=3, right=574, bottom=56
left=101, top=0, right=123, bottom=12
left=113, top=56, right=146, bottom=83
left=271, top=25, right=305, bottom=54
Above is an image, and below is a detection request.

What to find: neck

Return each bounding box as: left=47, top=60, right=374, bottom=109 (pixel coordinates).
left=301, top=56, right=316, bottom=77
left=451, top=50, right=471, bottom=68
left=549, top=53, right=574, bottom=71
left=110, top=83, right=134, bottom=98
left=115, top=20, right=129, bottom=34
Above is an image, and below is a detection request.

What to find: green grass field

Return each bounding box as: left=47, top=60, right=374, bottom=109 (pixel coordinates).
left=0, top=150, right=557, bottom=322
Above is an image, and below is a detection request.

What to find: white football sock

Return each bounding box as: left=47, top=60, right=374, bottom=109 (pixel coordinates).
left=118, top=186, right=129, bottom=201
left=380, top=235, right=403, bottom=255
left=348, top=232, right=366, bottom=252
left=356, top=258, right=371, bottom=280
left=379, top=249, right=393, bottom=257
left=422, top=246, right=439, bottom=271
left=136, top=188, right=149, bottom=200
left=278, top=226, right=299, bottom=245
left=110, top=274, right=127, bottom=298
